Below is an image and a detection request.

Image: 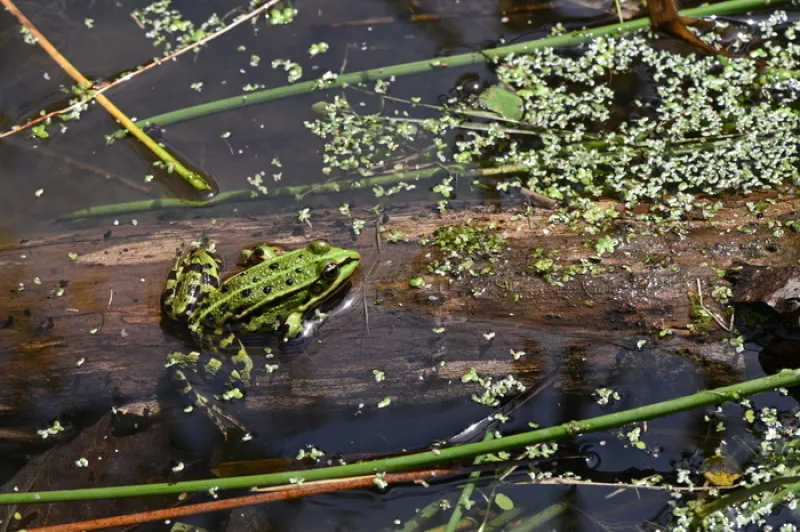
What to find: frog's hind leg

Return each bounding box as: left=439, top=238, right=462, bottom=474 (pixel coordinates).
left=162, top=246, right=222, bottom=321
left=198, top=331, right=254, bottom=388
left=166, top=351, right=247, bottom=438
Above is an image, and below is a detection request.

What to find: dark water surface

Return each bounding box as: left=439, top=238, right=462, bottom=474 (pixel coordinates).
left=0, top=0, right=616, bottom=233
left=1, top=1, right=795, bottom=531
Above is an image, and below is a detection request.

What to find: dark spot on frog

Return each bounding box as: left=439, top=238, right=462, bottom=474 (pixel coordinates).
left=296, top=268, right=303, bottom=273
left=241, top=289, right=252, bottom=298
left=263, top=286, right=272, bottom=294
left=163, top=288, right=175, bottom=299
left=167, top=270, right=178, bottom=281
left=253, top=247, right=265, bottom=258
left=286, top=279, right=294, bottom=286
left=207, top=276, right=220, bottom=288
left=251, top=277, right=260, bottom=284
left=766, top=243, right=780, bottom=252
left=190, top=263, right=205, bottom=273
left=219, top=303, right=230, bottom=314
left=269, top=263, right=279, bottom=270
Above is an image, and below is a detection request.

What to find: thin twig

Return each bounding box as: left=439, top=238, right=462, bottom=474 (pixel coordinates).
left=695, top=278, right=732, bottom=332
left=516, top=476, right=738, bottom=492
left=25, top=469, right=453, bottom=532
left=0, top=0, right=213, bottom=192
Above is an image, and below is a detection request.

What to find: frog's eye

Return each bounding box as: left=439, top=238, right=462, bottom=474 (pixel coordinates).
left=321, top=262, right=339, bottom=282
left=309, top=240, right=331, bottom=255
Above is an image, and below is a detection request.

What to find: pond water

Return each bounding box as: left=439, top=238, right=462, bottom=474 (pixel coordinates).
left=1, top=0, right=798, bottom=530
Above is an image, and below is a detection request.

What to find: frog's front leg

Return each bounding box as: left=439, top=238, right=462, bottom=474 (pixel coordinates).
left=284, top=311, right=306, bottom=340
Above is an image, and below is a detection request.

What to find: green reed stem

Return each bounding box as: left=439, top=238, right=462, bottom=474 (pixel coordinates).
left=58, top=164, right=484, bottom=220
left=124, top=0, right=787, bottom=131
left=0, top=369, right=797, bottom=505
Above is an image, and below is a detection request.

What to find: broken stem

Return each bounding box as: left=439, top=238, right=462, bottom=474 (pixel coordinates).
left=695, top=278, right=733, bottom=332
left=0, top=0, right=214, bottom=194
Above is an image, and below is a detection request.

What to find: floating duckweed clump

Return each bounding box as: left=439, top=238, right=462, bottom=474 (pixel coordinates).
left=668, top=399, right=800, bottom=530
left=526, top=248, right=607, bottom=286
left=426, top=220, right=505, bottom=277
left=307, top=11, right=800, bottom=222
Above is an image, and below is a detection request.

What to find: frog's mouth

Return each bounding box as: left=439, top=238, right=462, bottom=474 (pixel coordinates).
left=336, top=252, right=362, bottom=284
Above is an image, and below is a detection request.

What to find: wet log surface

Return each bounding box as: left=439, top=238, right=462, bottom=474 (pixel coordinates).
left=2, top=198, right=799, bottom=442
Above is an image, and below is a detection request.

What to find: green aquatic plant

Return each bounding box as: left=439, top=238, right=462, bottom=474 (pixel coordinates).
left=305, top=10, right=800, bottom=225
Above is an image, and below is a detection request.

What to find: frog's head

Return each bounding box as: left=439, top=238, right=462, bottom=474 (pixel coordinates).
left=306, top=239, right=361, bottom=299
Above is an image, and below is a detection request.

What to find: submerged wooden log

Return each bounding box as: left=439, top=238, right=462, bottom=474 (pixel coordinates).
left=1, top=197, right=798, bottom=438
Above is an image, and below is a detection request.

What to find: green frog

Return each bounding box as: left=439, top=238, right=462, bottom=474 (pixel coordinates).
left=161, top=239, right=361, bottom=433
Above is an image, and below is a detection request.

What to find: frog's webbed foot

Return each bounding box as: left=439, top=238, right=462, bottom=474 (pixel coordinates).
left=170, top=368, right=247, bottom=439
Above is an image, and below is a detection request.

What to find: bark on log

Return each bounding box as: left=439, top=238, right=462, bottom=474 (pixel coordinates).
left=2, top=198, right=798, bottom=440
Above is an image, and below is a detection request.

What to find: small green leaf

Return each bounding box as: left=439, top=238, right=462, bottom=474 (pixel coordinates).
left=30, top=124, right=49, bottom=139
left=409, top=277, right=425, bottom=289
left=595, top=236, right=618, bottom=255
left=67, top=252, right=78, bottom=261
left=377, top=397, right=392, bottom=408
left=495, top=493, right=514, bottom=511
left=479, top=85, right=524, bottom=121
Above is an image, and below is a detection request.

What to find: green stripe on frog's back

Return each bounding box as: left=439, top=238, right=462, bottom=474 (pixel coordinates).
left=192, top=242, right=360, bottom=331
